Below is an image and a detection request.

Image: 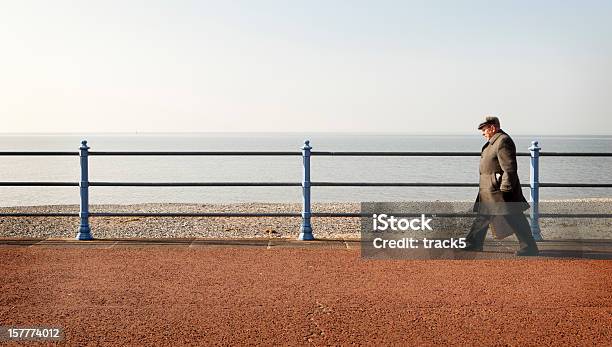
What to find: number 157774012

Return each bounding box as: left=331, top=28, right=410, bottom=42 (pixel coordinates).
left=1, top=327, right=63, bottom=341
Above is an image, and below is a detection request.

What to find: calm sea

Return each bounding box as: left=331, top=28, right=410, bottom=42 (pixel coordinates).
left=0, top=133, right=611, bottom=206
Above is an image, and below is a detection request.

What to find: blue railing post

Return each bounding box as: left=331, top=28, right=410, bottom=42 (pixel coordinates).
left=76, top=140, right=93, bottom=240
left=529, top=140, right=542, bottom=241
left=298, top=140, right=314, bottom=240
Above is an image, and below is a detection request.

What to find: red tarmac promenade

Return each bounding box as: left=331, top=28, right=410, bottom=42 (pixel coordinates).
left=1, top=238, right=612, bottom=345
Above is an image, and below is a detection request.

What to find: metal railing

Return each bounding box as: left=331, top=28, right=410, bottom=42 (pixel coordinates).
left=1, top=139, right=611, bottom=241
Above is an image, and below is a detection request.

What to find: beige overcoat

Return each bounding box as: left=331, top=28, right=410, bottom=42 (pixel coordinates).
left=473, top=130, right=530, bottom=215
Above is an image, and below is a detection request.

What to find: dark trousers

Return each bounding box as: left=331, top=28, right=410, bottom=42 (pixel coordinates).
left=466, top=213, right=538, bottom=251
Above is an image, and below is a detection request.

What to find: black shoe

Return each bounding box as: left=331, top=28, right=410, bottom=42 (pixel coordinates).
left=515, top=248, right=539, bottom=256
left=462, top=243, right=483, bottom=252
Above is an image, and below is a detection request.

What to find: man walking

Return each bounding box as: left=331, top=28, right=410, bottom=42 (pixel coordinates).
left=464, top=116, right=539, bottom=256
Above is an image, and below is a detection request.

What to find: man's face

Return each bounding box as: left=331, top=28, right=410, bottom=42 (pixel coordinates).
left=481, top=124, right=497, bottom=140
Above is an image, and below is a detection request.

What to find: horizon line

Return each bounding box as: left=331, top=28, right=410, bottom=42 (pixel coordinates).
left=1, top=131, right=612, bottom=137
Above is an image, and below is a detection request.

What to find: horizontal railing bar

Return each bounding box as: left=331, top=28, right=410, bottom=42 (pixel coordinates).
left=0, top=212, right=300, bottom=217
left=538, top=213, right=612, bottom=218
left=540, top=183, right=612, bottom=188
left=0, top=212, right=79, bottom=217
left=539, top=152, right=612, bottom=157
left=88, top=151, right=301, bottom=156
left=312, top=182, right=481, bottom=187
left=1, top=151, right=610, bottom=157
left=0, top=182, right=79, bottom=186
left=313, top=182, right=612, bottom=188
left=89, top=212, right=301, bottom=217
left=311, top=151, right=612, bottom=157
left=0, top=152, right=79, bottom=156
left=89, top=182, right=301, bottom=187
left=2, top=212, right=610, bottom=218
left=311, top=151, right=488, bottom=156
left=313, top=212, right=612, bottom=218
left=2, top=181, right=607, bottom=188
left=312, top=212, right=478, bottom=217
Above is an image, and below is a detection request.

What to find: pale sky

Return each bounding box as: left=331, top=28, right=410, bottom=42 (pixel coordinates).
left=1, top=0, right=611, bottom=135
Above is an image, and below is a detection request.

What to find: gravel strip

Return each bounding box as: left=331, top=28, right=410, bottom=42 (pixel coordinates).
left=0, top=203, right=359, bottom=239
left=0, top=199, right=610, bottom=239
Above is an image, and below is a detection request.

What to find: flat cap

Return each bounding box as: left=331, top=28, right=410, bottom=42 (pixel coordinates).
left=478, top=116, right=501, bottom=129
